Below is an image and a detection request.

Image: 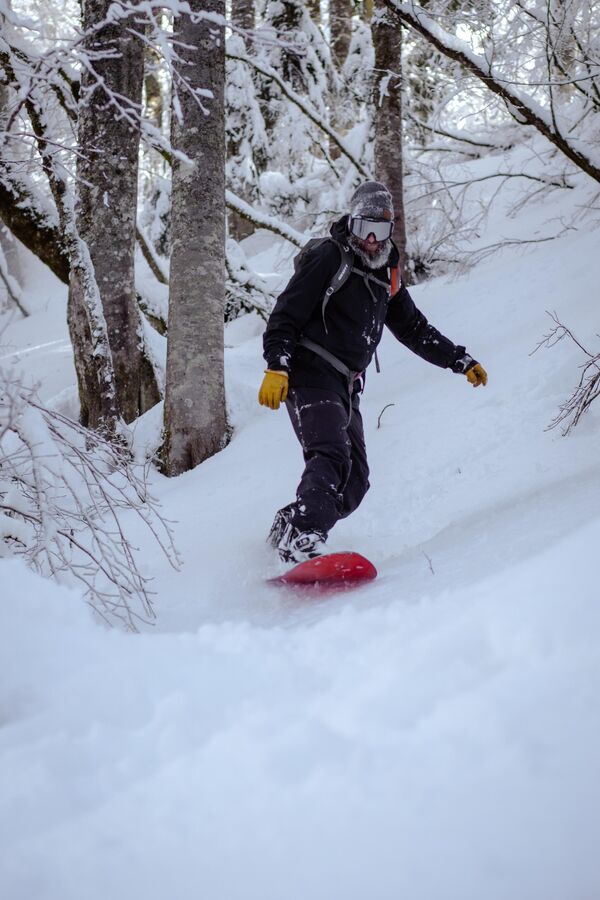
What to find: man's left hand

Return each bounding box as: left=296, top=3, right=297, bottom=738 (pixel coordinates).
left=466, top=363, right=488, bottom=387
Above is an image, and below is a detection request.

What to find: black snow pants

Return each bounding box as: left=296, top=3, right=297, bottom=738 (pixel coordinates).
left=284, top=386, right=370, bottom=536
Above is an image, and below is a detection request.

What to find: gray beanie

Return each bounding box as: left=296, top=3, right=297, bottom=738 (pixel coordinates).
left=350, top=181, right=394, bottom=221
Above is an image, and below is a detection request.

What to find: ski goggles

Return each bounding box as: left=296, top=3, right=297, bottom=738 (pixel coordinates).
left=349, top=216, right=394, bottom=242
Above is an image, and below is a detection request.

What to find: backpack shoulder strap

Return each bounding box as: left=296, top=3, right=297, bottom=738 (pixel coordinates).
left=323, top=238, right=353, bottom=294
left=293, top=237, right=326, bottom=270
left=321, top=238, right=354, bottom=331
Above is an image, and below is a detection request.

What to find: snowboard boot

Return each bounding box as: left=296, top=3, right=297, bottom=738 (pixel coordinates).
left=267, top=504, right=295, bottom=549
left=277, top=521, right=326, bottom=565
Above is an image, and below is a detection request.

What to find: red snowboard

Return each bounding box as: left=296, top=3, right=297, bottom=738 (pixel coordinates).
left=269, top=552, right=377, bottom=588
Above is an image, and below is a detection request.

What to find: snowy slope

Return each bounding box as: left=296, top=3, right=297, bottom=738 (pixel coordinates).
left=1, top=168, right=599, bottom=899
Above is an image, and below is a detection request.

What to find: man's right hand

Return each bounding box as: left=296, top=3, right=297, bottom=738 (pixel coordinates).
left=258, top=370, right=289, bottom=410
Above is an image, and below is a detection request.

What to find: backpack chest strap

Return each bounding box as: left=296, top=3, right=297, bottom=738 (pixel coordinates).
left=350, top=267, right=390, bottom=304
left=350, top=267, right=391, bottom=293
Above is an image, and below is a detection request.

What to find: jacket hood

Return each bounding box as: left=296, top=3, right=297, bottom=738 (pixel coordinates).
left=329, top=215, right=400, bottom=268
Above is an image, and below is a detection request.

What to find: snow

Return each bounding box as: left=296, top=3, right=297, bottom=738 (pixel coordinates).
left=1, top=156, right=600, bottom=898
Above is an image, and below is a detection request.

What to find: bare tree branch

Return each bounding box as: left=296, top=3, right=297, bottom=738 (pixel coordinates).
left=136, top=224, right=168, bottom=285
left=531, top=311, right=600, bottom=434
left=0, top=371, right=180, bottom=629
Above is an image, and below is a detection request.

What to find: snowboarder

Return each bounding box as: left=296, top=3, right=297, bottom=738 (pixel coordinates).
left=259, top=181, right=487, bottom=564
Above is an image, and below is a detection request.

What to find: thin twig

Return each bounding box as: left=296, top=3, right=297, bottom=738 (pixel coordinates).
left=377, top=403, right=395, bottom=429
left=422, top=551, right=435, bottom=575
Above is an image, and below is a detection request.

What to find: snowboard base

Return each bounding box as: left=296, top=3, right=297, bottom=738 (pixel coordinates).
left=268, top=551, right=377, bottom=588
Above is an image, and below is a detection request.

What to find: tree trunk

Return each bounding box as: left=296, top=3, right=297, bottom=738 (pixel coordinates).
left=69, top=0, right=159, bottom=429
left=267, top=0, right=305, bottom=91
left=144, top=44, right=163, bottom=131
left=163, top=0, right=228, bottom=476
left=327, top=0, right=353, bottom=160
left=307, top=0, right=321, bottom=24
left=231, top=0, right=254, bottom=31
left=547, top=0, right=577, bottom=100
left=228, top=1, right=257, bottom=241
left=372, top=2, right=408, bottom=273
left=330, top=0, right=352, bottom=68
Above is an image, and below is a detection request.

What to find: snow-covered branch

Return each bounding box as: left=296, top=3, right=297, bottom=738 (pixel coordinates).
left=227, top=50, right=371, bottom=180
left=384, top=1, right=600, bottom=184
left=226, top=190, right=305, bottom=247
left=0, top=175, right=69, bottom=282
left=136, top=225, right=169, bottom=285
left=225, top=239, right=275, bottom=321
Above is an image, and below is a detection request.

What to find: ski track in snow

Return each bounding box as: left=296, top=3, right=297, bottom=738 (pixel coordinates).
left=1, top=169, right=599, bottom=900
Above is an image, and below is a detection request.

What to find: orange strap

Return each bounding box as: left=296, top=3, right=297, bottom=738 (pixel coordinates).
left=390, top=265, right=401, bottom=297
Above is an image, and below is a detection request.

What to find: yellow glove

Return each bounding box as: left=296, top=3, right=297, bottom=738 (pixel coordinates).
left=466, top=363, right=488, bottom=387
left=258, top=370, right=289, bottom=410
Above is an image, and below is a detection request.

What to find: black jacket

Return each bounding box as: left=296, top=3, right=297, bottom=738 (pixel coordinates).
left=263, top=217, right=466, bottom=396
